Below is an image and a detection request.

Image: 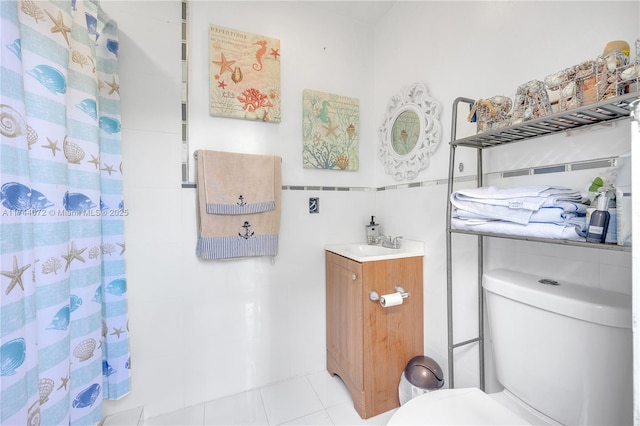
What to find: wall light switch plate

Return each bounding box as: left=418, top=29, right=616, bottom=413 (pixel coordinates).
left=309, top=197, right=319, bottom=214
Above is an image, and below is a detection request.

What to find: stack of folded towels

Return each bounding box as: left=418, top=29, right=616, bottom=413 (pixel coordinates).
left=450, top=185, right=588, bottom=240
left=196, top=150, right=282, bottom=259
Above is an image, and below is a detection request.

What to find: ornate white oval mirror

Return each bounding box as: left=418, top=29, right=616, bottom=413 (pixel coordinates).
left=378, top=82, right=442, bottom=181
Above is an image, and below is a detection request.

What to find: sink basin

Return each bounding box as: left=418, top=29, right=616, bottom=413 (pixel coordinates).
left=345, top=244, right=395, bottom=256
left=325, top=239, right=424, bottom=262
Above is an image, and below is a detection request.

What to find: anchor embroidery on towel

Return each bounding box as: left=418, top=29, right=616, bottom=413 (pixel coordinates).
left=237, top=195, right=247, bottom=207
left=239, top=221, right=255, bottom=239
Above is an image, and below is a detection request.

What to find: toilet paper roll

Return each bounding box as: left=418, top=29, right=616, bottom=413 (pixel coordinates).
left=380, top=292, right=403, bottom=307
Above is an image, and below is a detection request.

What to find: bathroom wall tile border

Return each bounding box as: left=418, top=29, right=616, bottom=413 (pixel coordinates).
left=500, top=157, right=616, bottom=179
left=285, top=185, right=373, bottom=191
left=181, top=157, right=618, bottom=190
left=181, top=0, right=189, bottom=182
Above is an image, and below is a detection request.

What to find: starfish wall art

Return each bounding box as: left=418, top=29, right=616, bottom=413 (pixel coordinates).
left=209, top=25, right=280, bottom=123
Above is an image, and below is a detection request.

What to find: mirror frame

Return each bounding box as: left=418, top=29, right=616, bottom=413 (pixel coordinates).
left=377, top=82, right=442, bottom=181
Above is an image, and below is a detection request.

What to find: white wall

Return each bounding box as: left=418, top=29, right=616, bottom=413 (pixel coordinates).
left=102, top=0, right=377, bottom=418
left=372, top=0, right=638, bottom=389
left=102, top=0, right=639, bottom=419
left=187, top=1, right=378, bottom=187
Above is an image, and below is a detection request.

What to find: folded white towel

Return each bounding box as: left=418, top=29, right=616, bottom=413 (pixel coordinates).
left=453, top=186, right=581, bottom=207
left=454, top=206, right=578, bottom=224
left=549, top=201, right=589, bottom=214
left=450, top=186, right=585, bottom=225
left=453, top=185, right=582, bottom=201
left=451, top=217, right=586, bottom=241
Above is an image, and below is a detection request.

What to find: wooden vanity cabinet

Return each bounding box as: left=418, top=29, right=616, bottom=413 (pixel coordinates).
left=325, top=251, right=424, bottom=419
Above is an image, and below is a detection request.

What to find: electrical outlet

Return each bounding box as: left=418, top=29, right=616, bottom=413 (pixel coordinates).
left=309, top=197, right=319, bottom=214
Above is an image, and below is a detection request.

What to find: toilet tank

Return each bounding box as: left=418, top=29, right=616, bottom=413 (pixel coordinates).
left=483, top=269, right=632, bottom=426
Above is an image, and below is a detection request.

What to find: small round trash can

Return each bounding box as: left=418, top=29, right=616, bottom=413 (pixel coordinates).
left=398, top=355, right=444, bottom=405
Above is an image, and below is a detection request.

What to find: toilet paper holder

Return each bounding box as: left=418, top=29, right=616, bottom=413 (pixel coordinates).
left=369, top=286, right=410, bottom=302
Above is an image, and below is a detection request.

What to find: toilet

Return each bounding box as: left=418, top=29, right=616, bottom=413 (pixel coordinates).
left=388, top=268, right=633, bottom=425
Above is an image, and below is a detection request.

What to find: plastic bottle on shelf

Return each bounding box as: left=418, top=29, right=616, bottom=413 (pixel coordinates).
left=586, top=196, right=611, bottom=243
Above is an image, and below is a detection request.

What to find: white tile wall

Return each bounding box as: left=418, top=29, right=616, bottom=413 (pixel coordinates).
left=101, top=0, right=639, bottom=421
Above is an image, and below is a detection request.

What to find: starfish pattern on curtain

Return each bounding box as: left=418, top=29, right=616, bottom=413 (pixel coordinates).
left=1, top=1, right=130, bottom=424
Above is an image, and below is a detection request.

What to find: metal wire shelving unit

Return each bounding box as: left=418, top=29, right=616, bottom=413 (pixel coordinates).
left=445, top=92, right=639, bottom=390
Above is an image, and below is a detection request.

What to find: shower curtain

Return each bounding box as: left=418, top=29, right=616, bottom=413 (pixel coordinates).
left=0, top=1, right=130, bottom=425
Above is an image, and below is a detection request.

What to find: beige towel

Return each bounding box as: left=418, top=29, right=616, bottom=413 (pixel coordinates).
left=199, top=150, right=276, bottom=214
left=196, top=150, right=282, bottom=260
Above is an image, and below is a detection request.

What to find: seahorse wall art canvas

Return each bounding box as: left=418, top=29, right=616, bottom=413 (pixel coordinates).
left=209, top=25, right=281, bottom=122
left=302, top=89, right=359, bottom=170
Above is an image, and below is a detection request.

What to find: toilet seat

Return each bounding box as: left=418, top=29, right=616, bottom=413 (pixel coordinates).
left=387, top=388, right=530, bottom=425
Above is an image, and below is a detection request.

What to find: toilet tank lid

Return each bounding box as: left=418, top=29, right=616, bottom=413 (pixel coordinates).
left=482, top=269, right=631, bottom=329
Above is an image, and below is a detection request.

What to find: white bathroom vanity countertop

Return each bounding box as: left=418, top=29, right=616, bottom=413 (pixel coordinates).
left=324, top=239, right=424, bottom=262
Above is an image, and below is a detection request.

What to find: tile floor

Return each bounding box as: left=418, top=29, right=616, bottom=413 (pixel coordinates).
left=144, top=370, right=397, bottom=425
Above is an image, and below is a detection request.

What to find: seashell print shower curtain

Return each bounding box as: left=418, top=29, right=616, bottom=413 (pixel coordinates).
left=0, top=1, right=130, bottom=424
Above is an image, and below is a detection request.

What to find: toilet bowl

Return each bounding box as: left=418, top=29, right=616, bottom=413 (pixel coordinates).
left=389, top=387, right=562, bottom=425
left=389, top=388, right=530, bottom=425
left=388, top=269, right=632, bottom=425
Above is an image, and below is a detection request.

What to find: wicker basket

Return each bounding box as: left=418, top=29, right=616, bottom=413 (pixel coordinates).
left=468, top=96, right=512, bottom=133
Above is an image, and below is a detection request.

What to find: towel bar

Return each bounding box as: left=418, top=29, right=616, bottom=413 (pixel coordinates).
left=193, top=150, right=282, bottom=162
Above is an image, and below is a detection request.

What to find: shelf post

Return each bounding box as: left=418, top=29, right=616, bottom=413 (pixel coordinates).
left=446, top=97, right=478, bottom=390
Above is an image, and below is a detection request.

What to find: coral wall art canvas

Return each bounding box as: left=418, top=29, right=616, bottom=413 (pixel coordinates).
left=302, top=89, right=359, bottom=170
left=209, top=25, right=281, bottom=123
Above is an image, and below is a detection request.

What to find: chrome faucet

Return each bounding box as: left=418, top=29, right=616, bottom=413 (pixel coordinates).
left=381, top=235, right=402, bottom=249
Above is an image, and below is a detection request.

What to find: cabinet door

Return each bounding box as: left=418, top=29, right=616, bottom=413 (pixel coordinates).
left=326, top=253, right=364, bottom=393
left=362, top=256, right=424, bottom=416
